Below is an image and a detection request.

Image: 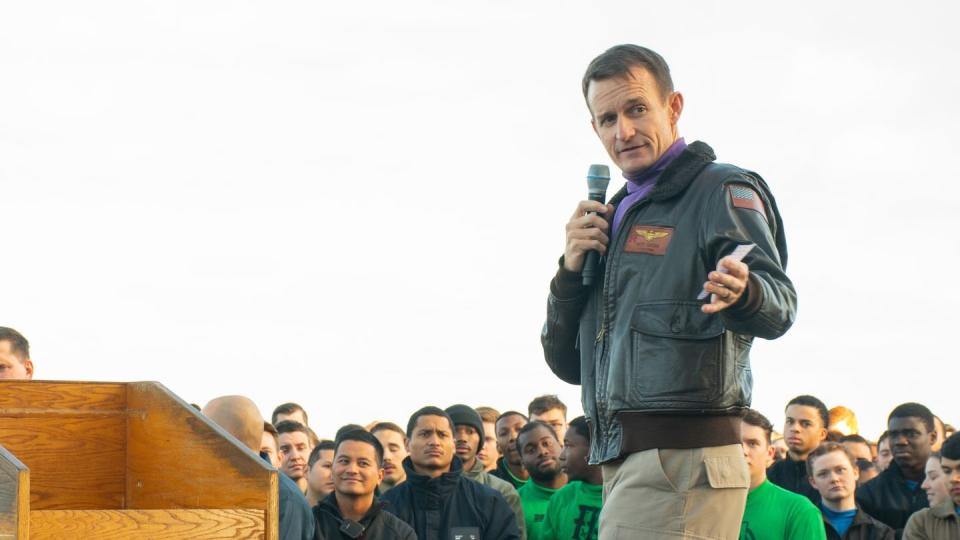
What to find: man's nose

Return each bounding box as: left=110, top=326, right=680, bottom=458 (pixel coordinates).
left=615, top=117, right=634, bottom=141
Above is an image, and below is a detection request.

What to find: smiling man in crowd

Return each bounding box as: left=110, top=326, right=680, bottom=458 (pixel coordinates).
left=311, top=429, right=416, bottom=539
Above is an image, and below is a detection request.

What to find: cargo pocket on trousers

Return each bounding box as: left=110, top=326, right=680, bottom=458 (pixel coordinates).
left=703, top=452, right=749, bottom=489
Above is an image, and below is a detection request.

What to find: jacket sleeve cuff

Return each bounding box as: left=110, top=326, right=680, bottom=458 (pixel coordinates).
left=550, top=256, right=586, bottom=300
left=726, top=273, right=763, bottom=318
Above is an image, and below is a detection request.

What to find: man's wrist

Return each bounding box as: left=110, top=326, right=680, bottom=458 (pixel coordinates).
left=551, top=256, right=586, bottom=300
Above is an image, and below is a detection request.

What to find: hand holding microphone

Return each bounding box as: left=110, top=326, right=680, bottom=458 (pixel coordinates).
left=563, top=165, right=613, bottom=286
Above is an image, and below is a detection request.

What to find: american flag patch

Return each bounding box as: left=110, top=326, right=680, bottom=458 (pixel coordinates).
left=729, top=185, right=766, bottom=218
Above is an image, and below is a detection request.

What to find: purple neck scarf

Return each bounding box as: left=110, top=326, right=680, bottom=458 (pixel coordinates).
left=611, top=138, right=687, bottom=239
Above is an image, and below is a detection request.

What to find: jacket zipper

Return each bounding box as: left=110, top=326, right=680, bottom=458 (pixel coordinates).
left=594, top=198, right=652, bottom=439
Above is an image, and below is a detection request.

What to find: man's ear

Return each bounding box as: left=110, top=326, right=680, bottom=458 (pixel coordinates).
left=667, top=91, right=684, bottom=125
left=765, top=445, right=776, bottom=468
left=23, top=359, right=33, bottom=379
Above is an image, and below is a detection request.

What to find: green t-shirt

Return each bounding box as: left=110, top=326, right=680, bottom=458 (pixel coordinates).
left=740, top=480, right=827, bottom=540
left=519, top=480, right=559, bottom=540
left=542, top=480, right=603, bottom=540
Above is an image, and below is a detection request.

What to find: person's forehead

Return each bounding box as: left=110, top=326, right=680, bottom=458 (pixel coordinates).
left=786, top=404, right=821, bottom=420
left=587, top=67, right=660, bottom=111
left=374, top=429, right=404, bottom=445
left=497, top=414, right=526, bottom=430
left=740, top=423, right=766, bottom=441
left=261, top=432, right=277, bottom=445
left=336, top=440, right=374, bottom=459
left=414, top=414, right=451, bottom=431
left=941, top=456, right=960, bottom=468
left=813, top=451, right=851, bottom=472
left=889, top=416, right=926, bottom=430
left=533, top=409, right=565, bottom=421
left=521, top=426, right=555, bottom=445
left=279, top=431, right=309, bottom=444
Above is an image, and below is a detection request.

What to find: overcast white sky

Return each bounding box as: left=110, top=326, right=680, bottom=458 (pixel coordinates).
left=2, top=1, right=957, bottom=440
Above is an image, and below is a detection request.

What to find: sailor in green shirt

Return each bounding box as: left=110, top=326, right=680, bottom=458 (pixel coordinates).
left=543, top=416, right=602, bottom=540
left=517, top=420, right=568, bottom=540
left=740, top=409, right=827, bottom=540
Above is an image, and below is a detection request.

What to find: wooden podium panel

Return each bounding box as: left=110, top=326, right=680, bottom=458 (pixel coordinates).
left=0, top=381, right=278, bottom=539
left=0, top=445, right=29, bottom=539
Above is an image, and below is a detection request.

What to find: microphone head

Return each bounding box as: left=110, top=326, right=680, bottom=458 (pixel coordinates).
left=586, top=164, right=610, bottom=195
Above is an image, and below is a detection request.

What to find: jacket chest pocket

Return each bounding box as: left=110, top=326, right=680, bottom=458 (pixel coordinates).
left=628, top=301, right=724, bottom=404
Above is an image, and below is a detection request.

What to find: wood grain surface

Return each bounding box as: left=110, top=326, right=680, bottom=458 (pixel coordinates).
left=125, top=382, right=273, bottom=512
left=0, top=415, right=125, bottom=509
left=30, top=508, right=264, bottom=539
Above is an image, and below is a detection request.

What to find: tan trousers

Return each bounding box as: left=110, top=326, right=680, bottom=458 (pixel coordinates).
left=599, top=444, right=749, bottom=540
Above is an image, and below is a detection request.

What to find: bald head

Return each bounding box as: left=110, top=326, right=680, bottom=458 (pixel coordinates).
left=202, top=395, right=264, bottom=452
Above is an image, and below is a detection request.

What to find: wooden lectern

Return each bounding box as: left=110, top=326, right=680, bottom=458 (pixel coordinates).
left=0, top=381, right=279, bottom=539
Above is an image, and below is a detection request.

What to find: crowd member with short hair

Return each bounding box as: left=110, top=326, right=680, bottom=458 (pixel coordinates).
left=857, top=403, right=935, bottom=534
left=202, top=396, right=314, bottom=540
left=305, top=440, right=336, bottom=507
left=445, top=404, right=526, bottom=538
left=843, top=435, right=880, bottom=485
left=0, top=327, right=33, bottom=380
left=262, top=422, right=282, bottom=469
left=528, top=395, right=568, bottom=444
left=476, top=406, right=501, bottom=472
left=370, top=422, right=408, bottom=493
left=312, top=430, right=416, bottom=540
left=831, top=406, right=861, bottom=437
left=492, top=411, right=529, bottom=489
left=277, top=420, right=315, bottom=493
left=739, top=409, right=824, bottom=539
left=807, top=443, right=893, bottom=540
left=516, top=421, right=567, bottom=540
left=920, top=452, right=950, bottom=508
left=903, top=431, right=960, bottom=539
left=769, top=395, right=831, bottom=504
left=382, top=406, right=520, bottom=539
left=273, top=403, right=309, bottom=427
left=877, top=432, right=893, bottom=472
left=543, top=416, right=602, bottom=540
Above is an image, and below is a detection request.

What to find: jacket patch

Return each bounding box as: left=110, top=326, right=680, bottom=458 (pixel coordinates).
left=624, top=225, right=673, bottom=255
left=729, top=185, right=766, bottom=218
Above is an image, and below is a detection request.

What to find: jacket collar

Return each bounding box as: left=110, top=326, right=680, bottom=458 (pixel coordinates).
left=401, top=455, right=464, bottom=495
left=932, top=499, right=960, bottom=519
left=317, top=493, right=385, bottom=527
left=608, top=140, right=717, bottom=208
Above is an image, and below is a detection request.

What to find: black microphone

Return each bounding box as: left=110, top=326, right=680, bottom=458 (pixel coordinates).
left=582, top=164, right=610, bottom=287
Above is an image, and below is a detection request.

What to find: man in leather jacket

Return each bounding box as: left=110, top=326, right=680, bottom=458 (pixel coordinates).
left=541, top=44, right=797, bottom=539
